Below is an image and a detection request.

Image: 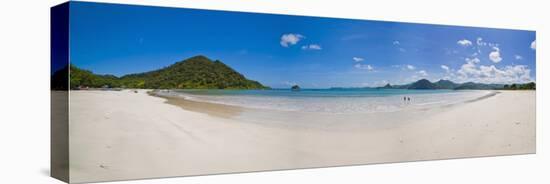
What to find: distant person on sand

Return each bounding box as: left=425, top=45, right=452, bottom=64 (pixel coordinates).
left=408, top=97, right=411, bottom=102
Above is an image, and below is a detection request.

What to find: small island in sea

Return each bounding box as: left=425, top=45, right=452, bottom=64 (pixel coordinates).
left=52, top=2, right=536, bottom=183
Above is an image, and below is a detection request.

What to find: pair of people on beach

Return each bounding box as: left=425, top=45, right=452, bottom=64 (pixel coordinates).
left=403, top=96, right=411, bottom=102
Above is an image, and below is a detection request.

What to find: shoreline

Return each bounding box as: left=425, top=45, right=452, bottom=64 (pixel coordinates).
left=151, top=89, right=495, bottom=114
left=69, top=89, right=535, bottom=183
left=150, top=89, right=499, bottom=130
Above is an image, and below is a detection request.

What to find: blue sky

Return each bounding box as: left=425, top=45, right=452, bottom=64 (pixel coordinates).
left=70, top=2, right=536, bottom=88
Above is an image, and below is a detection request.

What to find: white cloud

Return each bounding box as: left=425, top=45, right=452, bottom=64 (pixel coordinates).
left=398, top=48, right=407, bottom=52
left=457, top=39, right=473, bottom=47
left=441, top=65, right=451, bottom=73
left=442, top=37, right=533, bottom=83
left=457, top=61, right=478, bottom=79
left=393, top=41, right=400, bottom=45
left=354, top=63, right=374, bottom=71
left=456, top=63, right=532, bottom=84
left=393, top=64, right=419, bottom=71
left=301, top=44, right=322, bottom=50
left=531, top=40, right=536, bottom=50
left=352, top=57, right=364, bottom=62
left=416, top=70, right=428, bottom=77
left=465, top=57, right=480, bottom=64
left=476, top=37, right=487, bottom=46
left=453, top=57, right=533, bottom=84
left=473, top=37, right=501, bottom=57
left=280, top=33, right=304, bottom=47
left=489, top=47, right=502, bottom=63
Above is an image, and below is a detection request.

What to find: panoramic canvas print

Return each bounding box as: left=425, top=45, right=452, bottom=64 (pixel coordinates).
left=51, top=1, right=536, bottom=183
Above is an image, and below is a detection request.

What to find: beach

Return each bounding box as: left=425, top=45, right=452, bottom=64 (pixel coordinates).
left=68, top=90, right=535, bottom=183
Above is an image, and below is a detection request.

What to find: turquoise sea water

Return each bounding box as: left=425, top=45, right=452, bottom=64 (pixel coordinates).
left=157, top=89, right=490, bottom=114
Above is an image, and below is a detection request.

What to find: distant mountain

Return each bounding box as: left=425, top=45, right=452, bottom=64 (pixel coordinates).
left=377, top=83, right=393, bottom=89
left=408, top=79, right=438, bottom=89
left=453, top=82, right=503, bottom=90
left=68, top=55, right=269, bottom=90
left=378, top=79, right=534, bottom=90
left=434, top=79, right=459, bottom=89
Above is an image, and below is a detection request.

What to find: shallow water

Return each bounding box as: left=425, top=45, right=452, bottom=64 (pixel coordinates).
left=155, top=89, right=491, bottom=114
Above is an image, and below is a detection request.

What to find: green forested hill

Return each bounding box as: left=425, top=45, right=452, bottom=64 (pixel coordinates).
left=69, top=65, right=120, bottom=89
left=68, top=55, right=269, bottom=89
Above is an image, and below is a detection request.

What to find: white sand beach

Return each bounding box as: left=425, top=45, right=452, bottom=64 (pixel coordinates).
left=68, top=90, right=535, bottom=183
